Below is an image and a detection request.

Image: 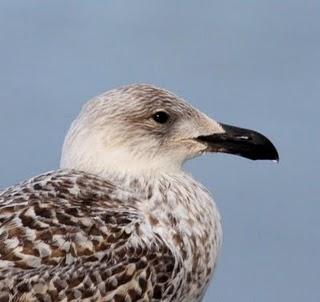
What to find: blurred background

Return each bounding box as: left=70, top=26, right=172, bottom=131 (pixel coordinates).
left=0, top=1, right=319, bottom=301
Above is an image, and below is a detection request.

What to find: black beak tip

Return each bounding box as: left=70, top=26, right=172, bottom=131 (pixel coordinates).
left=241, top=131, right=279, bottom=161
left=257, top=139, right=279, bottom=162
left=247, top=127, right=279, bottom=161
left=269, top=143, right=279, bottom=162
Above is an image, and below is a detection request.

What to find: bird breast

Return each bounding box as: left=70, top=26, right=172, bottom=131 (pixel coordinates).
left=139, top=173, right=222, bottom=301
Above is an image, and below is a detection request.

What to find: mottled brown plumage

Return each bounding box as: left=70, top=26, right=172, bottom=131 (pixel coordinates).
left=0, top=169, right=220, bottom=301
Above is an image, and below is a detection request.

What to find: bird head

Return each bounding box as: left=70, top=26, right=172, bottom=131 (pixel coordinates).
left=61, top=84, right=278, bottom=176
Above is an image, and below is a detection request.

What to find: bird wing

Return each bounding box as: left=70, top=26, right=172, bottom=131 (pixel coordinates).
left=0, top=170, right=183, bottom=301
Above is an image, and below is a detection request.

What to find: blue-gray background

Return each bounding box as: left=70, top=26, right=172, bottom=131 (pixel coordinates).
left=0, top=1, right=319, bottom=301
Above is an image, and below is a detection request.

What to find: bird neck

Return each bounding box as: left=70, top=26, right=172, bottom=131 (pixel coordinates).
left=60, top=138, right=185, bottom=179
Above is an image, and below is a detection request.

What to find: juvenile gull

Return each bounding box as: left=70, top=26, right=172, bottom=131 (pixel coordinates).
left=0, top=84, right=278, bottom=301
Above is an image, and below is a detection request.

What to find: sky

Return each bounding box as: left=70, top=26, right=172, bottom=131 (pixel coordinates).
left=0, top=1, right=319, bottom=301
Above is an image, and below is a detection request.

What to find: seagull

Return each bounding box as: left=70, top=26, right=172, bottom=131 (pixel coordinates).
left=0, top=84, right=278, bottom=302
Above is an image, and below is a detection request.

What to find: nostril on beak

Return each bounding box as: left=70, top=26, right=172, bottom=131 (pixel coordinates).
left=238, top=135, right=251, bottom=141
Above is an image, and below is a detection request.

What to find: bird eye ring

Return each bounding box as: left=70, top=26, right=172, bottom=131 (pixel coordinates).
left=152, top=111, right=170, bottom=124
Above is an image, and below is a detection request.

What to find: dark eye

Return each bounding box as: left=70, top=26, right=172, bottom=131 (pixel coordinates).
left=152, top=111, right=170, bottom=124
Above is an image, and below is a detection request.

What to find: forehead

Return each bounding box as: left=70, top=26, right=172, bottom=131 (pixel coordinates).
left=101, top=84, right=194, bottom=115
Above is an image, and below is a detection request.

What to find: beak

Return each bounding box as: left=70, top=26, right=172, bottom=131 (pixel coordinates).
left=196, top=123, right=279, bottom=161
